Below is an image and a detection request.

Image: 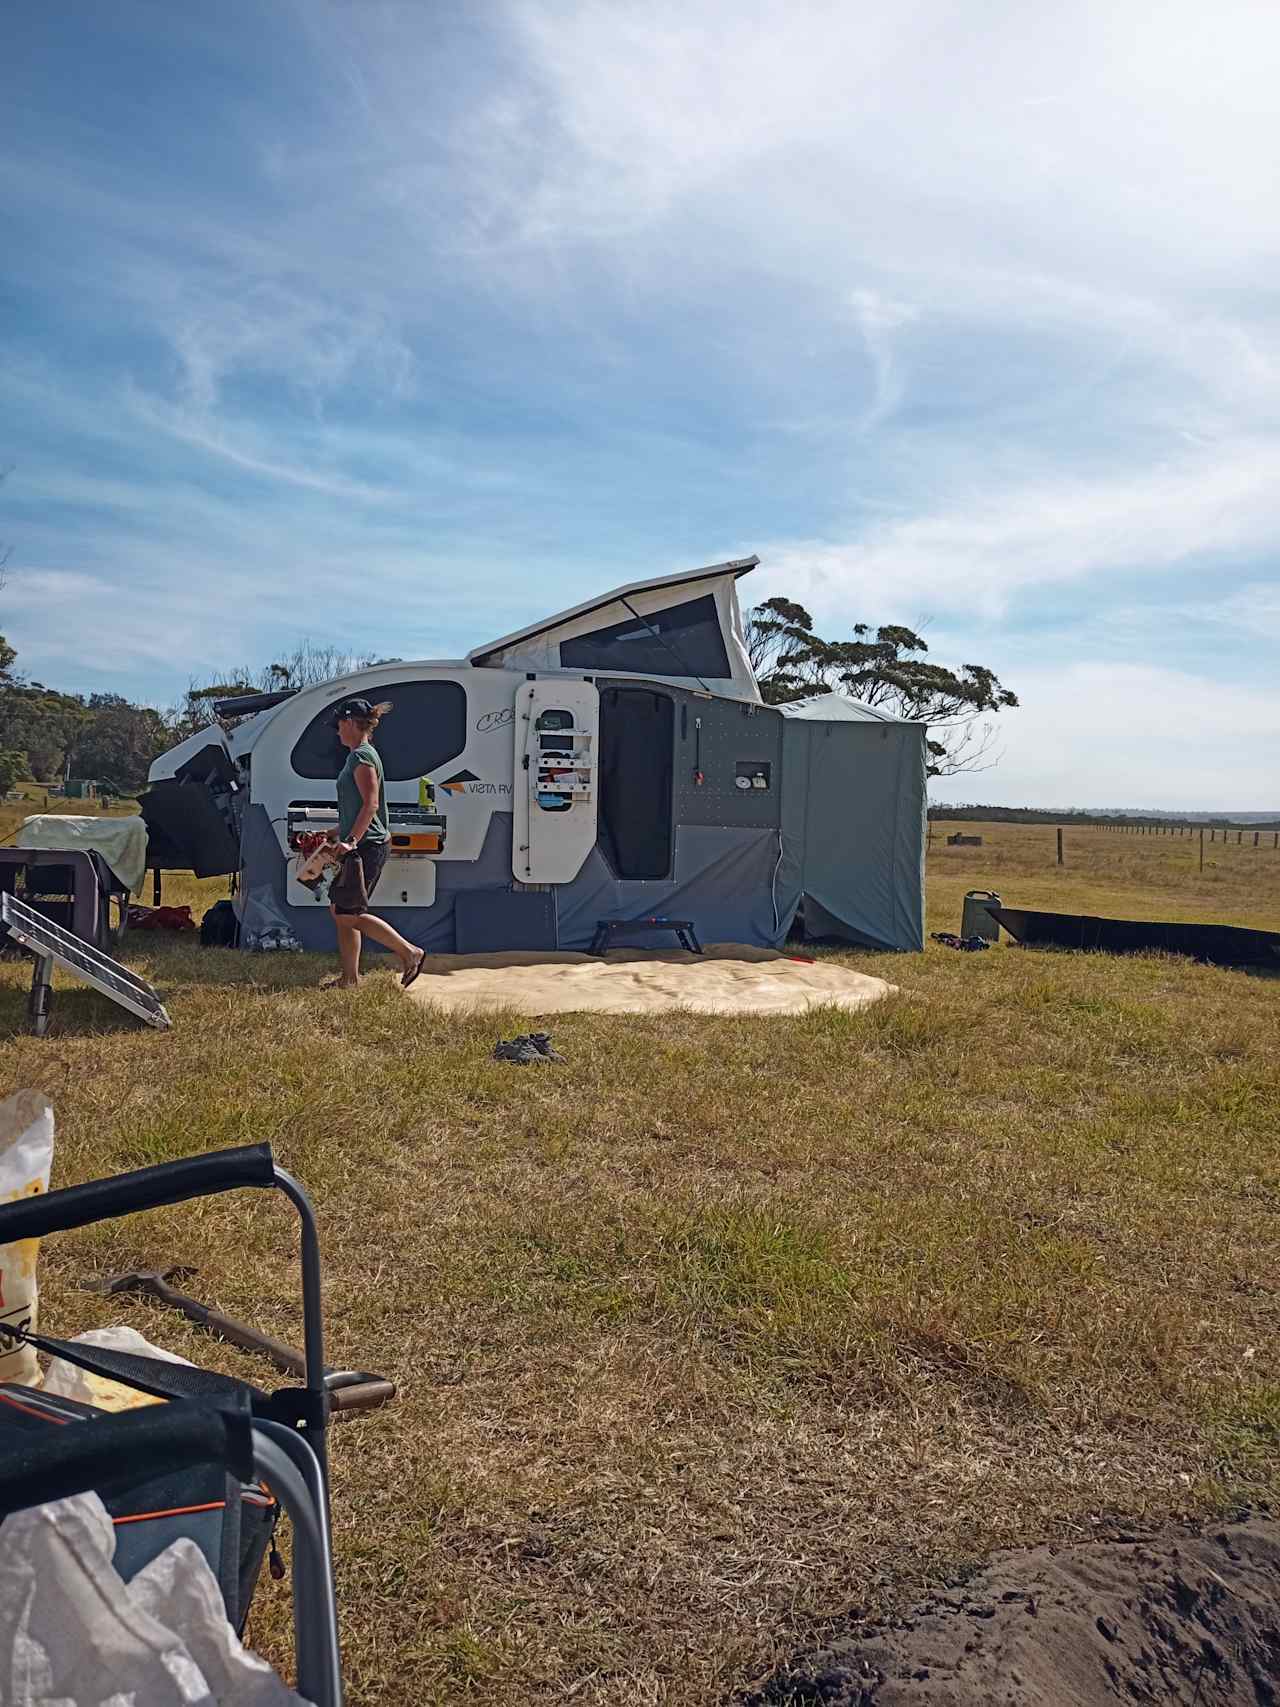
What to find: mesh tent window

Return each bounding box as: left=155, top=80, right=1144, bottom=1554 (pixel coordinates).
left=560, top=595, right=730, bottom=678
left=290, top=681, right=468, bottom=781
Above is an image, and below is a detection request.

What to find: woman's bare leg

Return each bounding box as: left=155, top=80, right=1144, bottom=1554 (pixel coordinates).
left=352, top=911, right=421, bottom=971
left=331, top=911, right=363, bottom=986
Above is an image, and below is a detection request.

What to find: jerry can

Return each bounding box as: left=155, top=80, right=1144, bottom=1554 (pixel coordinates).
left=961, top=889, right=1001, bottom=942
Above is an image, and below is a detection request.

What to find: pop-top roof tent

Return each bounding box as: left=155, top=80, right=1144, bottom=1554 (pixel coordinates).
left=144, top=558, right=926, bottom=954
left=466, top=557, right=762, bottom=702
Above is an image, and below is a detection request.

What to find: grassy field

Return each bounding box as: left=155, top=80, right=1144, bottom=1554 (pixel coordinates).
left=1, top=805, right=1278, bottom=1704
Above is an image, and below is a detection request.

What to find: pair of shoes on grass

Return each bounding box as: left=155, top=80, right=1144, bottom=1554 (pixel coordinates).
left=492, top=1032, right=565, bottom=1064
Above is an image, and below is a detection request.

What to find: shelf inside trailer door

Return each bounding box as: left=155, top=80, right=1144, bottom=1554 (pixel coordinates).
left=513, top=681, right=600, bottom=884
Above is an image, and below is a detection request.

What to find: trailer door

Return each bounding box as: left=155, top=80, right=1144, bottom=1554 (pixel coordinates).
left=512, top=680, right=598, bottom=884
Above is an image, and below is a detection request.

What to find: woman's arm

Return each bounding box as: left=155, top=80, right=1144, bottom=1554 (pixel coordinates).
left=339, top=762, right=381, bottom=850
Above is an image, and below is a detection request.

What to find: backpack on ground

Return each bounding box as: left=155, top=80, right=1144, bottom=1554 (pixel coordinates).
left=200, top=899, right=239, bottom=948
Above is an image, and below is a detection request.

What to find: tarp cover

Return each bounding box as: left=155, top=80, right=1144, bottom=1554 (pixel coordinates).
left=16, top=815, right=148, bottom=896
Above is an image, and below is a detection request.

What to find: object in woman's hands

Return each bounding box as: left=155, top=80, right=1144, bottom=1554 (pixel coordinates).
left=294, top=833, right=342, bottom=893
left=327, top=852, right=369, bottom=913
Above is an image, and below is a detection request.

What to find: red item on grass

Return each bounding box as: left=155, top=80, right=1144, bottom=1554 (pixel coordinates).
left=127, top=904, right=196, bottom=931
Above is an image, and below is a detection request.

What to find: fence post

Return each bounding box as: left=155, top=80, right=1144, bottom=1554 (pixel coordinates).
left=1199, top=826, right=1204, bottom=873
left=1254, top=831, right=1260, bottom=847
left=1238, top=830, right=1243, bottom=845
left=1057, top=827, right=1063, bottom=866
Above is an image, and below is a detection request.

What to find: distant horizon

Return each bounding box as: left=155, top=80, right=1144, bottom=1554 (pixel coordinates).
left=930, top=804, right=1280, bottom=823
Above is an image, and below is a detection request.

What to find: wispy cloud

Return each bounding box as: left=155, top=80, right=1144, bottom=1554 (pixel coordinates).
left=1096, top=582, right=1280, bottom=649
left=761, top=438, right=1280, bottom=620
left=124, top=388, right=395, bottom=501
left=163, top=282, right=416, bottom=415
left=847, top=289, right=918, bottom=436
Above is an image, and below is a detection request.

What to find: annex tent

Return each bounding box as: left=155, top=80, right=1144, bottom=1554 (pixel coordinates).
left=775, top=694, right=927, bottom=951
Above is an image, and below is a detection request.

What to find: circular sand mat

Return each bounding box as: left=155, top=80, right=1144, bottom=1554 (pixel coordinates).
left=402, top=943, right=894, bottom=1017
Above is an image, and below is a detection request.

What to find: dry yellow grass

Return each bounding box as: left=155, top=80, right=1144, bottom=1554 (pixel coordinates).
left=0, top=811, right=1277, bottom=1704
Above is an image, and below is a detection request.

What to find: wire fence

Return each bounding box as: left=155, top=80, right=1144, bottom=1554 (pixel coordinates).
left=927, top=820, right=1280, bottom=872
left=1102, top=824, right=1279, bottom=848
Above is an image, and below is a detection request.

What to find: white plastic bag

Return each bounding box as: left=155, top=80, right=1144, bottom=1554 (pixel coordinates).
left=0, top=1090, right=54, bottom=1387
left=41, top=1324, right=195, bottom=1412
left=0, top=1492, right=308, bottom=1706
left=132, top=1536, right=307, bottom=1706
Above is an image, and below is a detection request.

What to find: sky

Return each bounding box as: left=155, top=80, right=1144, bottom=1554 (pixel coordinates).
left=3, top=0, right=1279, bottom=809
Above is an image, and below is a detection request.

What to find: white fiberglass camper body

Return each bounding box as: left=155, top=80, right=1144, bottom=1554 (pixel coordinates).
left=144, top=558, right=927, bottom=954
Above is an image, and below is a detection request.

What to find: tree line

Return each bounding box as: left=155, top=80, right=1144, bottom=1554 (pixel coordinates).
left=930, top=804, right=1277, bottom=828
left=0, top=636, right=387, bottom=798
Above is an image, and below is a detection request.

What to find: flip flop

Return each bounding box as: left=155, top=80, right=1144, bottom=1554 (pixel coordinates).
left=401, top=949, right=426, bottom=989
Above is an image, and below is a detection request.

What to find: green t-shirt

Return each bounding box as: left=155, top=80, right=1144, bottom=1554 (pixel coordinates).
left=336, top=741, right=389, bottom=844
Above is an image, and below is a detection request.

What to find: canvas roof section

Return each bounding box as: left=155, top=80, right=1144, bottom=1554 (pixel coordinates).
left=467, top=556, right=760, bottom=667
left=776, top=693, right=919, bottom=726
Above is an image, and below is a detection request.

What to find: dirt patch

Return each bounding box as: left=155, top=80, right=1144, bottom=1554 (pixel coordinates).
left=402, top=942, right=895, bottom=1016
left=744, top=1518, right=1280, bottom=1705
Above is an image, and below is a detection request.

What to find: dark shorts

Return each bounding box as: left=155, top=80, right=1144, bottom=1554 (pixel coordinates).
left=332, top=840, right=388, bottom=915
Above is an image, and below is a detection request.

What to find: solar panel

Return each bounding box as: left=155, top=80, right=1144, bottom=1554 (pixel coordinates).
left=0, top=891, right=172, bottom=1035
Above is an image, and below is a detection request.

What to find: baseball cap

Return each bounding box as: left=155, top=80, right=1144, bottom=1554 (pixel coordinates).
left=331, top=697, right=374, bottom=725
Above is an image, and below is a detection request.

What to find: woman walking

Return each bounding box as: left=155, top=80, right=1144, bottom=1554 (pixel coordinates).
left=326, top=698, right=426, bottom=990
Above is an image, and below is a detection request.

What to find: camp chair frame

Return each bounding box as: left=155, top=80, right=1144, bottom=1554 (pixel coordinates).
left=0, top=1143, right=343, bottom=1706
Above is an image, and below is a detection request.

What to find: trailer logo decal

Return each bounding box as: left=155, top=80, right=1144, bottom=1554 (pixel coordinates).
left=476, top=707, right=515, bottom=733
left=439, top=769, right=512, bottom=797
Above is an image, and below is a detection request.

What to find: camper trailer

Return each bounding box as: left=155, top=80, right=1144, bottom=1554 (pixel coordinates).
left=142, top=559, right=926, bottom=954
